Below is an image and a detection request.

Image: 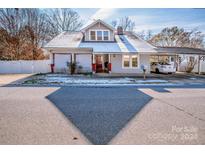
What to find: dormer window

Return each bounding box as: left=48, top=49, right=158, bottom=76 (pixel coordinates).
left=97, top=31, right=102, bottom=40
left=103, top=31, right=109, bottom=40
left=89, top=30, right=110, bottom=41
left=90, top=31, right=96, bottom=40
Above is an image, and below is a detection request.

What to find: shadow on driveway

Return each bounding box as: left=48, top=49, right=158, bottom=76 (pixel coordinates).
left=46, top=87, right=153, bottom=144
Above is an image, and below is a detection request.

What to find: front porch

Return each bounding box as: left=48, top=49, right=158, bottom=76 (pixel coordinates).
left=92, top=54, right=112, bottom=74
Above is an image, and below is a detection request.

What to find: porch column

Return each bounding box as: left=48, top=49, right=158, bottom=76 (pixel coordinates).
left=71, top=53, right=75, bottom=63
left=92, top=54, right=96, bottom=74
left=50, top=51, right=54, bottom=73
left=108, top=54, right=112, bottom=73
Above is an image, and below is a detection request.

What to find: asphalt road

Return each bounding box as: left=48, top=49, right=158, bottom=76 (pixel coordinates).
left=0, top=85, right=205, bottom=144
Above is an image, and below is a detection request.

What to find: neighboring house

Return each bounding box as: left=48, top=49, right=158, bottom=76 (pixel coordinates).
left=44, top=19, right=205, bottom=74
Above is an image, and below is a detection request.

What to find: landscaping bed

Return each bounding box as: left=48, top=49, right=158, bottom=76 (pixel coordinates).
left=23, top=73, right=171, bottom=85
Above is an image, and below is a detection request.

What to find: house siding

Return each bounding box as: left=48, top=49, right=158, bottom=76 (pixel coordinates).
left=84, top=22, right=114, bottom=41
left=111, top=54, right=151, bottom=73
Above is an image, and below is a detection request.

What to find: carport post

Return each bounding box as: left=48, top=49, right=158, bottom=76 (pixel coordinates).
left=198, top=55, right=201, bottom=75
left=176, top=55, right=179, bottom=71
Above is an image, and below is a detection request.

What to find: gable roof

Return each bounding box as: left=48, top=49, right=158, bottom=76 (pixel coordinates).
left=81, top=19, right=115, bottom=31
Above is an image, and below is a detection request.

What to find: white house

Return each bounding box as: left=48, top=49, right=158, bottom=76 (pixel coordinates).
left=44, top=19, right=205, bottom=74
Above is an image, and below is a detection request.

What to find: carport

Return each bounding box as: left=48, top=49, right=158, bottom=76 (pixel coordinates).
left=151, top=47, right=205, bottom=74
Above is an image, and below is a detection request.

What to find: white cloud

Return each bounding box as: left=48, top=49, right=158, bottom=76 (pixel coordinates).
left=82, top=8, right=117, bottom=29
left=90, top=8, right=117, bottom=20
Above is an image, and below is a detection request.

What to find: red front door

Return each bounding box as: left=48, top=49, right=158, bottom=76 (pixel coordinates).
left=96, top=55, right=103, bottom=73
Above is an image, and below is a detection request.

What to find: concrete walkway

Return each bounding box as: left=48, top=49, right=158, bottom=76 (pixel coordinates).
left=0, top=74, right=33, bottom=86
left=110, top=88, right=205, bottom=144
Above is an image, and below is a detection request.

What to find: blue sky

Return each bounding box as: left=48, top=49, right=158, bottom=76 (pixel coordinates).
left=74, top=8, right=205, bottom=34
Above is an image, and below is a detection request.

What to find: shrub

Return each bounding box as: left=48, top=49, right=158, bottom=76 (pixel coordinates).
left=185, top=57, right=197, bottom=73
left=67, top=62, right=77, bottom=74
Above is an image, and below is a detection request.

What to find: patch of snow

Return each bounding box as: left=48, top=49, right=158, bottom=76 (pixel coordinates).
left=45, top=77, right=133, bottom=84
left=41, top=75, right=169, bottom=85
left=59, top=83, right=185, bottom=87
left=136, top=79, right=168, bottom=83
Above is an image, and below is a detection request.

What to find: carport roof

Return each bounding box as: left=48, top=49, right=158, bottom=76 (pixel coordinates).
left=156, top=47, right=205, bottom=55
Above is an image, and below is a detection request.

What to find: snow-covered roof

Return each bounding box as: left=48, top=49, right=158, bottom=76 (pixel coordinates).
left=115, top=35, right=137, bottom=52
left=44, top=31, right=83, bottom=48
left=79, top=42, right=122, bottom=53
left=124, top=32, right=158, bottom=53
left=43, top=26, right=158, bottom=54
left=78, top=35, right=141, bottom=53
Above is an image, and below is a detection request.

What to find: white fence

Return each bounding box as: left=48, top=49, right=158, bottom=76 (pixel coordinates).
left=178, top=55, right=205, bottom=73
left=0, top=60, right=51, bottom=74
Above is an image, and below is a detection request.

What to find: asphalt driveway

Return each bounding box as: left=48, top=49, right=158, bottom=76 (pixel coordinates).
left=47, top=87, right=152, bottom=144
left=0, top=84, right=205, bottom=144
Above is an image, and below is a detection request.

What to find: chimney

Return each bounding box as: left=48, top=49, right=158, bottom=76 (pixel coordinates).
left=117, top=26, right=123, bottom=35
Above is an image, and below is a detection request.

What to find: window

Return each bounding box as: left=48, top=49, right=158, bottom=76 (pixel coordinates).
left=97, top=31, right=102, bottom=40
left=103, top=31, right=109, bottom=40
left=90, top=30, right=110, bottom=41
left=123, top=55, right=130, bottom=67
left=90, top=31, right=96, bottom=40
left=123, top=55, right=138, bottom=68
left=131, top=56, right=138, bottom=67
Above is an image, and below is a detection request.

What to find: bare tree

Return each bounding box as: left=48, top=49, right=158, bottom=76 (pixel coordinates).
left=149, top=26, right=204, bottom=48
left=111, top=20, right=117, bottom=28
left=0, top=8, right=26, bottom=60
left=136, top=30, right=146, bottom=40
left=0, top=8, right=49, bottom=60
left=111, top=17, right=136, bottom=31
left=22, top=9, right=52, bottom=59
left=118, top=16, right=135, bottom=31
left=146, top=30, right=153, bottom=41
left=0, top=8, right=83, bottom=60
left=46, top=8, right=83, bottom=35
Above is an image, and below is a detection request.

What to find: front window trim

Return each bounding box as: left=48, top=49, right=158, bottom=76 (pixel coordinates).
left=122, top=55, right=139, bottom=69
left=123, top=55, right=130, bottom=68
left=90, top=30, right=96, bottom=41
left=103, top=30, right=109, bottom=41
left=97, top=31, right=103, bottom=41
